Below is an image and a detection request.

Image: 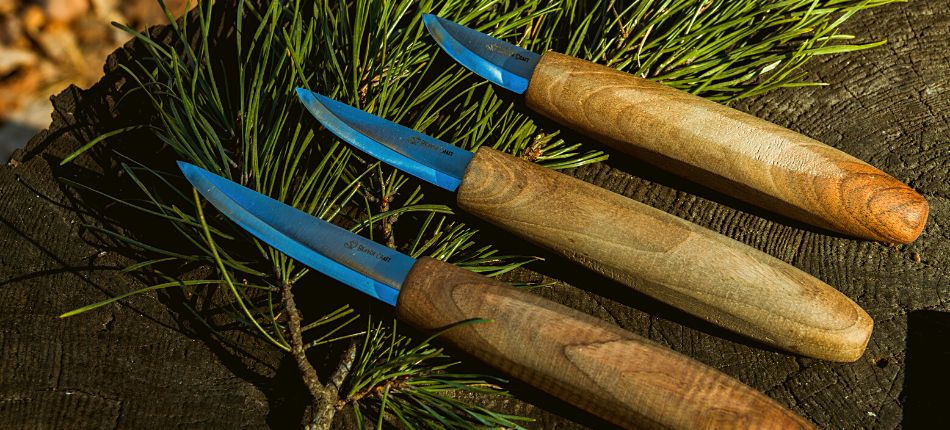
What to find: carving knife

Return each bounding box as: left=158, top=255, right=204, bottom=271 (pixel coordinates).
left=296, top=89, right=872, bottom=363
left=422, top=14, right=928, bottom=244
left=177, top=161, right=814, bottom=429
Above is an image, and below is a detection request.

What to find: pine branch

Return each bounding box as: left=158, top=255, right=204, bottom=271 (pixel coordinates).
left=56, top=0, right=903, bottom=427
left=342, top=319, right=531, bottom=429
left=281, top=279, right=338, bottom=428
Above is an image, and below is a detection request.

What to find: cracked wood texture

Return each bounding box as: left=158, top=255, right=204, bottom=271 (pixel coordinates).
left=1, top=2, right=947, bottom=429
left=398, top=257, right=813, bottom=429
left=458, top=147, right=872, bottom=362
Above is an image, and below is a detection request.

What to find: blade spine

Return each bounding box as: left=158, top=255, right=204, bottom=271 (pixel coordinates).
left=423, top=14, right=539, bottom=94
left=297, top=89, right=471, bottom=192
left=314, top=94, right=463, bottom=179
left=425, top=13, right=540, bottom=64
left=179, top=162, right=409, bottom=305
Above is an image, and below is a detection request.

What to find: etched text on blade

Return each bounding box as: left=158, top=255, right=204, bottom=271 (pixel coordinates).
left=177, top=162, right=412, bottom=306
left=423, top=14, right=540, bottom=94
left=298, top=90, right=473, bottom=191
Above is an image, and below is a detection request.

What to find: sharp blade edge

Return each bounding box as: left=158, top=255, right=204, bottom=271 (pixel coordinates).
left=178, top=161, right=412, bottom=306
left=297, top=88, right=473, bottom=192
left=423, top=14, right=540, bottom=94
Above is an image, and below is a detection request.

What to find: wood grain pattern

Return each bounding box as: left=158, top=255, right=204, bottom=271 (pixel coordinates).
left=398, top=257, right=814, bottom=429
left=6, top=4, right=944, bottom=429
left=457, top=147, right=872, bottom=362
left=524, top=51, right=928, bottom=244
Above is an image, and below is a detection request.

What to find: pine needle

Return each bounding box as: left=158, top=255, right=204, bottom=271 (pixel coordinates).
left=57, top=0, right=901, bottom=426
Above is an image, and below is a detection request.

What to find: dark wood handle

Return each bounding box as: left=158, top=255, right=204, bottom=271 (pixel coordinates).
left=524, top=51, right=928, bottom=244
left=398, top=257, right=814, bottom=429
left=457, top=147, right=872, bottom=362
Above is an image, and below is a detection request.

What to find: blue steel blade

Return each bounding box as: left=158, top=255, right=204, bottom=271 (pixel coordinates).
left=178, top=161, right=413, bottom=306
left=297, top=88, right=473, bottom=192
left=422, top=14, right=540, bottom=94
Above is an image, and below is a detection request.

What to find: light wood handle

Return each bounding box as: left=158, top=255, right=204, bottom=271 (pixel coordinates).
left=457, top=147, right=872, bottom=362
left=398, top=257, right=814, bottom=429
left=524, top=51, right=928, bottom=244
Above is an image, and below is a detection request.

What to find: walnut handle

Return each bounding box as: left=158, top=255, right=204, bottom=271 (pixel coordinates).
left=524, top=51, right=928, bottom=244
left=398, top=257, right=814, bottom=429
left=457, top=147, right=872, bottom=362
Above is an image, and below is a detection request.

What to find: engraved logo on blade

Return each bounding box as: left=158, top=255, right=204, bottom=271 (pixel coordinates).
left=485, top=43, right=530, bottom=62
left=344, top=240, right=392, bottom=263
left=406, top=136, right=454, bottom=156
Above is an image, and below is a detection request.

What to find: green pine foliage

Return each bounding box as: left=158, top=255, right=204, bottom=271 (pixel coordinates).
left=346, top=319, right=530, bottom=429
left=60, top=0, right=899, bottom=427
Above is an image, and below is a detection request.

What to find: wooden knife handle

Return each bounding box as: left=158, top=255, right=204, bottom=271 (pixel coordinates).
left=457, top=147, right=872, bottom=362
left=524, top=51, right=928, bottom=244
left=398, top=257, right=814, bottom=429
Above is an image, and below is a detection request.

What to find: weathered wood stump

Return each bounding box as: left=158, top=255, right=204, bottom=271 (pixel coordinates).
left=1, top=2, right=946, bottom=428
